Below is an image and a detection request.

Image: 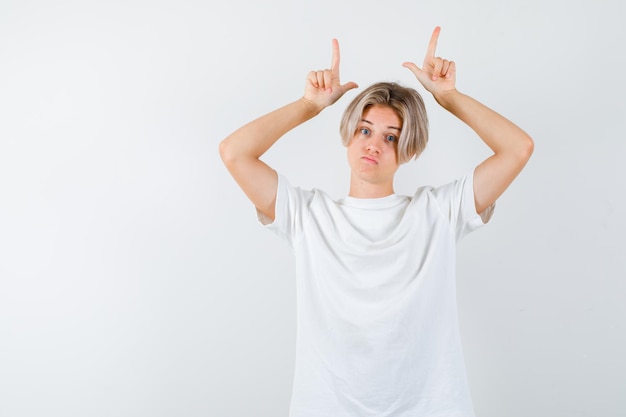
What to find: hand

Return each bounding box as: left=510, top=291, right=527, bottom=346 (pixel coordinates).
left=403, top=26, right=457, bottom=99
left=303, top=39, right=358, bottom=111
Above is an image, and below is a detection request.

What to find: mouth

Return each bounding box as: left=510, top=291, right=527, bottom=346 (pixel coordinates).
left=361, top=156, right=378, bottom=164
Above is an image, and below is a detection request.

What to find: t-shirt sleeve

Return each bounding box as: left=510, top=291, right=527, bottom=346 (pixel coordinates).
left=432, top=167, right=495, bottom=242
left=256, top=173, right=313, bottom=246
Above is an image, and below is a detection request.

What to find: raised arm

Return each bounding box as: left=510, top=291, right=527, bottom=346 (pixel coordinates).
left=219, top=39, right=357, bottom=221
left=403, top=27, right=534, bottom=214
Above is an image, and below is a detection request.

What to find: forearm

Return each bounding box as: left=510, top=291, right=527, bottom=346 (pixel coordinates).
left=219, top=98, right=322, bottom=163
left=434, top=89, right=533, bottom=156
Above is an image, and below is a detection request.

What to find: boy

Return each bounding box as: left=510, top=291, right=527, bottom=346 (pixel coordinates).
left=220, top=27, right=533, bottom=417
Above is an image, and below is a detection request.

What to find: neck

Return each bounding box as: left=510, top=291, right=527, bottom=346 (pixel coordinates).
left=348, top=176, right=395, bottom=198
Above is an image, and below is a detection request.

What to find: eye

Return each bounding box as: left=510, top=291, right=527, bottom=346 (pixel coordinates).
left=359, top=127, right=371, bottom=135
left=385, top=134, right=397, bottom=143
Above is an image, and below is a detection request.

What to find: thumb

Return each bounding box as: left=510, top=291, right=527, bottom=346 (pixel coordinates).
left=340, top=81, right=359, bottom=93
left=332, top=81, right=358, bottom=97
left=402, top=62, right=429, bottom=85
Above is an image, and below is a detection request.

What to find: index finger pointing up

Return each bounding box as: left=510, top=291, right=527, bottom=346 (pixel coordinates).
left=331, top=38, right=340, bottom=74
left=426, top=26, right=441, bottom=58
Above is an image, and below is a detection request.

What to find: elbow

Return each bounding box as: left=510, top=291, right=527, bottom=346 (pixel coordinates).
left=520, top=133, right=534, bottom=162
left=218, top=138, right=235, bottom=167
left=500, top=133, right=534, bottom=170
left=511, top=132, right=534, bottom=165
left=219, top=137, right=256, bottom=172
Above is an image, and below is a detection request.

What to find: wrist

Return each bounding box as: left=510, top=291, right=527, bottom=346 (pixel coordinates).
left=433, top=88, right=462, bottom=109
left=300, top=97, right=325, bottom=116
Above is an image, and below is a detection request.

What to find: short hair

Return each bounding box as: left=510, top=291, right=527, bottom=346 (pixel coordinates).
left=339, top=82, right=429, bottom=164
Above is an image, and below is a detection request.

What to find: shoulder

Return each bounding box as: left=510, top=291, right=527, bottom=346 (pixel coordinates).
left=273, top=173, right=339, bottom=218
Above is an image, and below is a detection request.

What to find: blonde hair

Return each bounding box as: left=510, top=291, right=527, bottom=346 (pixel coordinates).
left=339, top=82, right=429, bottom=164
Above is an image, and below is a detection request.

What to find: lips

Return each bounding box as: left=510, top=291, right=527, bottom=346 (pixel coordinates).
left=361, top=156, right=378, bottom=164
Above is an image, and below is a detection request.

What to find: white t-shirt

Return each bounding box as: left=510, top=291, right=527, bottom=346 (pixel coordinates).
left=259, top=169, right=494, bottom=417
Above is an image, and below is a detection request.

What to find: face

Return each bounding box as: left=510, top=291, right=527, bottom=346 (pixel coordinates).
left=347, top=105, right=402, bottom=191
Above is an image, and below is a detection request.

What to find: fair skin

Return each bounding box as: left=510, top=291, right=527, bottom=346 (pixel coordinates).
left=347, top=105, right=401, bottom=198
left=219, top=27, right=534, bottom=220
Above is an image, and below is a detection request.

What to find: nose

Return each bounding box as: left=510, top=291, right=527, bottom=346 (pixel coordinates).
left=366, top=138, right=381, bottom=153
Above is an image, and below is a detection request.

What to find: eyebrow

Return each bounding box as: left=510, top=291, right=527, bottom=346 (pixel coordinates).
left=361, top=118, right=401, bottom=131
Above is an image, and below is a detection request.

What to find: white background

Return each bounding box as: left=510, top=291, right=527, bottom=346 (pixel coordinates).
left=1, top=0, right=625, bottom=416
